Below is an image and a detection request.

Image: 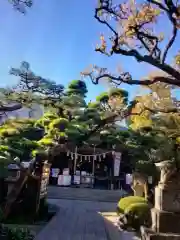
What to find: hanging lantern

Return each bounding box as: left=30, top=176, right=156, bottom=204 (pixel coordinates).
left=94, top=155, right=97, bottom=160
left=103, top=153, right=106, bottom=158
left=85, top=155, right=87, bottom=160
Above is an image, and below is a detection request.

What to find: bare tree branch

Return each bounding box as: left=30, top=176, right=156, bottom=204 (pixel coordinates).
left=162, top=19, right=178, bottom=63
left=147, top=0, right=179, bottom=63
left=110, top=47, right=180, bottom=80
left=147, top=0, right=169, bottom=12
left=94, top=0, right=180, bottom=83
left=82, top=66, right=180, bottom=87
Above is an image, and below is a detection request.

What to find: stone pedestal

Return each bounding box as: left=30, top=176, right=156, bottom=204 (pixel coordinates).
left=151, top=208, right=180, bottom=233
left=141, top=226, right=180, bottom=240
left=141, top=182, right=180, bottom=239
left=155, top=184, right=180, bottom=212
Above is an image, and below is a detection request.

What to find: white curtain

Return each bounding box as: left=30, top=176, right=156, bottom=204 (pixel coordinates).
left=113, top=152, right=122, bottom=176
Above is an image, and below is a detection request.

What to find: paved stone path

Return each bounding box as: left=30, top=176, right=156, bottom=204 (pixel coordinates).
left=48, top=186, right=128, bottom=202
left=35, top=199, right=138, bottom=240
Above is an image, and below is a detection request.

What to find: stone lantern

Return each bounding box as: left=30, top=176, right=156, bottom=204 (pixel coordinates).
left=141, top=160, right=180, bottom=239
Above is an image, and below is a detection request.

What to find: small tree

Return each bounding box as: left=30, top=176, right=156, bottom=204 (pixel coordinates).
left=8, top=0, right=33, bottom=14
left=1, top=61, right=141, bottom=146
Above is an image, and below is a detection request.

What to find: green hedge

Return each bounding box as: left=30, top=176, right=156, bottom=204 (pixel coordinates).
left=117, top=196, right=147, bottom=214
left=125, top=202, right=150, bottom=217
left=117, top=196, right=151, bottom=230
left=125, top=202, right=151, bottom=230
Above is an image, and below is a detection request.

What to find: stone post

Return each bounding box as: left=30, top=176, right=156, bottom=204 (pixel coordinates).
left=141, top=160, right=180, bottom=240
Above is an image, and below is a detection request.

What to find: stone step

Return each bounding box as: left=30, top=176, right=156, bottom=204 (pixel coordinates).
left=141, top=226, right=180, bottom=240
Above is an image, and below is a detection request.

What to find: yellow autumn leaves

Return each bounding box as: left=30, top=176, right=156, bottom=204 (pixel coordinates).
left=130, top=102, right=153, bottom=130
left=97, top=0, right=162, bottom=50
left=130, top=115, right=153, bottom=130
left=175, top=52, right=180, bottom=67
left=121, top=3, right=161, bottom=39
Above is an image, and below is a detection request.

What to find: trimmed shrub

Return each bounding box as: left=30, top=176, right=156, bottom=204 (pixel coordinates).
left=117, top=196, right=147, bottom=214
left=125, top=202, right=150, bottom=218
left=124, top=202, right=151, bottom=230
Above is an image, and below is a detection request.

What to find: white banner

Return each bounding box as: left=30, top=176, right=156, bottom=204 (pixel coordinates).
left=51, top=168, right=59, bottom=178
left=57, top=175, right=64, bottom=186
left=114, top=152, right=121, bottom=176
left=74, top=175, right=81, bottom=184
left=148, top=176, right=153, bottom=184
left=126, top=174, right=132, bottom=185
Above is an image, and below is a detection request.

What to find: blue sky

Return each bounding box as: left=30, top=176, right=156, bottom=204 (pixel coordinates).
left=0, top=0, right=179, bottom=102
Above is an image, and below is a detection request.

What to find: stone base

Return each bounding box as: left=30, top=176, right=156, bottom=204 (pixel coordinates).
left=155, top=184, right=180, bottom=212
left=151, top=208, right=180, bottom=233
left=141, top=226, right=180, bottom=240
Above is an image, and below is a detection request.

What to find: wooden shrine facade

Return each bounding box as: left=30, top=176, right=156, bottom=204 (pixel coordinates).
left=48, top=144, right=127, bottom=190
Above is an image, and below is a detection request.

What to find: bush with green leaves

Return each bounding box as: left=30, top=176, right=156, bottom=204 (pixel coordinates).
left=0, top=118, right=42, bottom=161
left=117, top=196, right=147, bottom=214
left=117, top=196, right=151, bottom=231
left=124, top=202, right=151, bottom=230
left=0, top=226, right=34, bottom=240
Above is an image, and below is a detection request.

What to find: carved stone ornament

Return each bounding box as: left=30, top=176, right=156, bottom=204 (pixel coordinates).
left=155, top=160, right=178, bottom=185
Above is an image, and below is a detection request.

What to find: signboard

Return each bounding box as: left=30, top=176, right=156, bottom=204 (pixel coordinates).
left=114, top=152, right=121, bottom=177
left=40, top=178, right=49, bottom=198
left=40, top=162, right=51, bottom=199
left=51, top=168, right=59, bottom=178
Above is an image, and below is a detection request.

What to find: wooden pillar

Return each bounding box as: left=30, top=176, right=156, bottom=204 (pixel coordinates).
left=92, top=146, right=96, bottom=176
left=73, top=147, right=77, bottom=175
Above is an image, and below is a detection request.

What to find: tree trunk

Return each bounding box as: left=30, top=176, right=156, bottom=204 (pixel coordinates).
left=0, top=178, right=8, bottom=205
